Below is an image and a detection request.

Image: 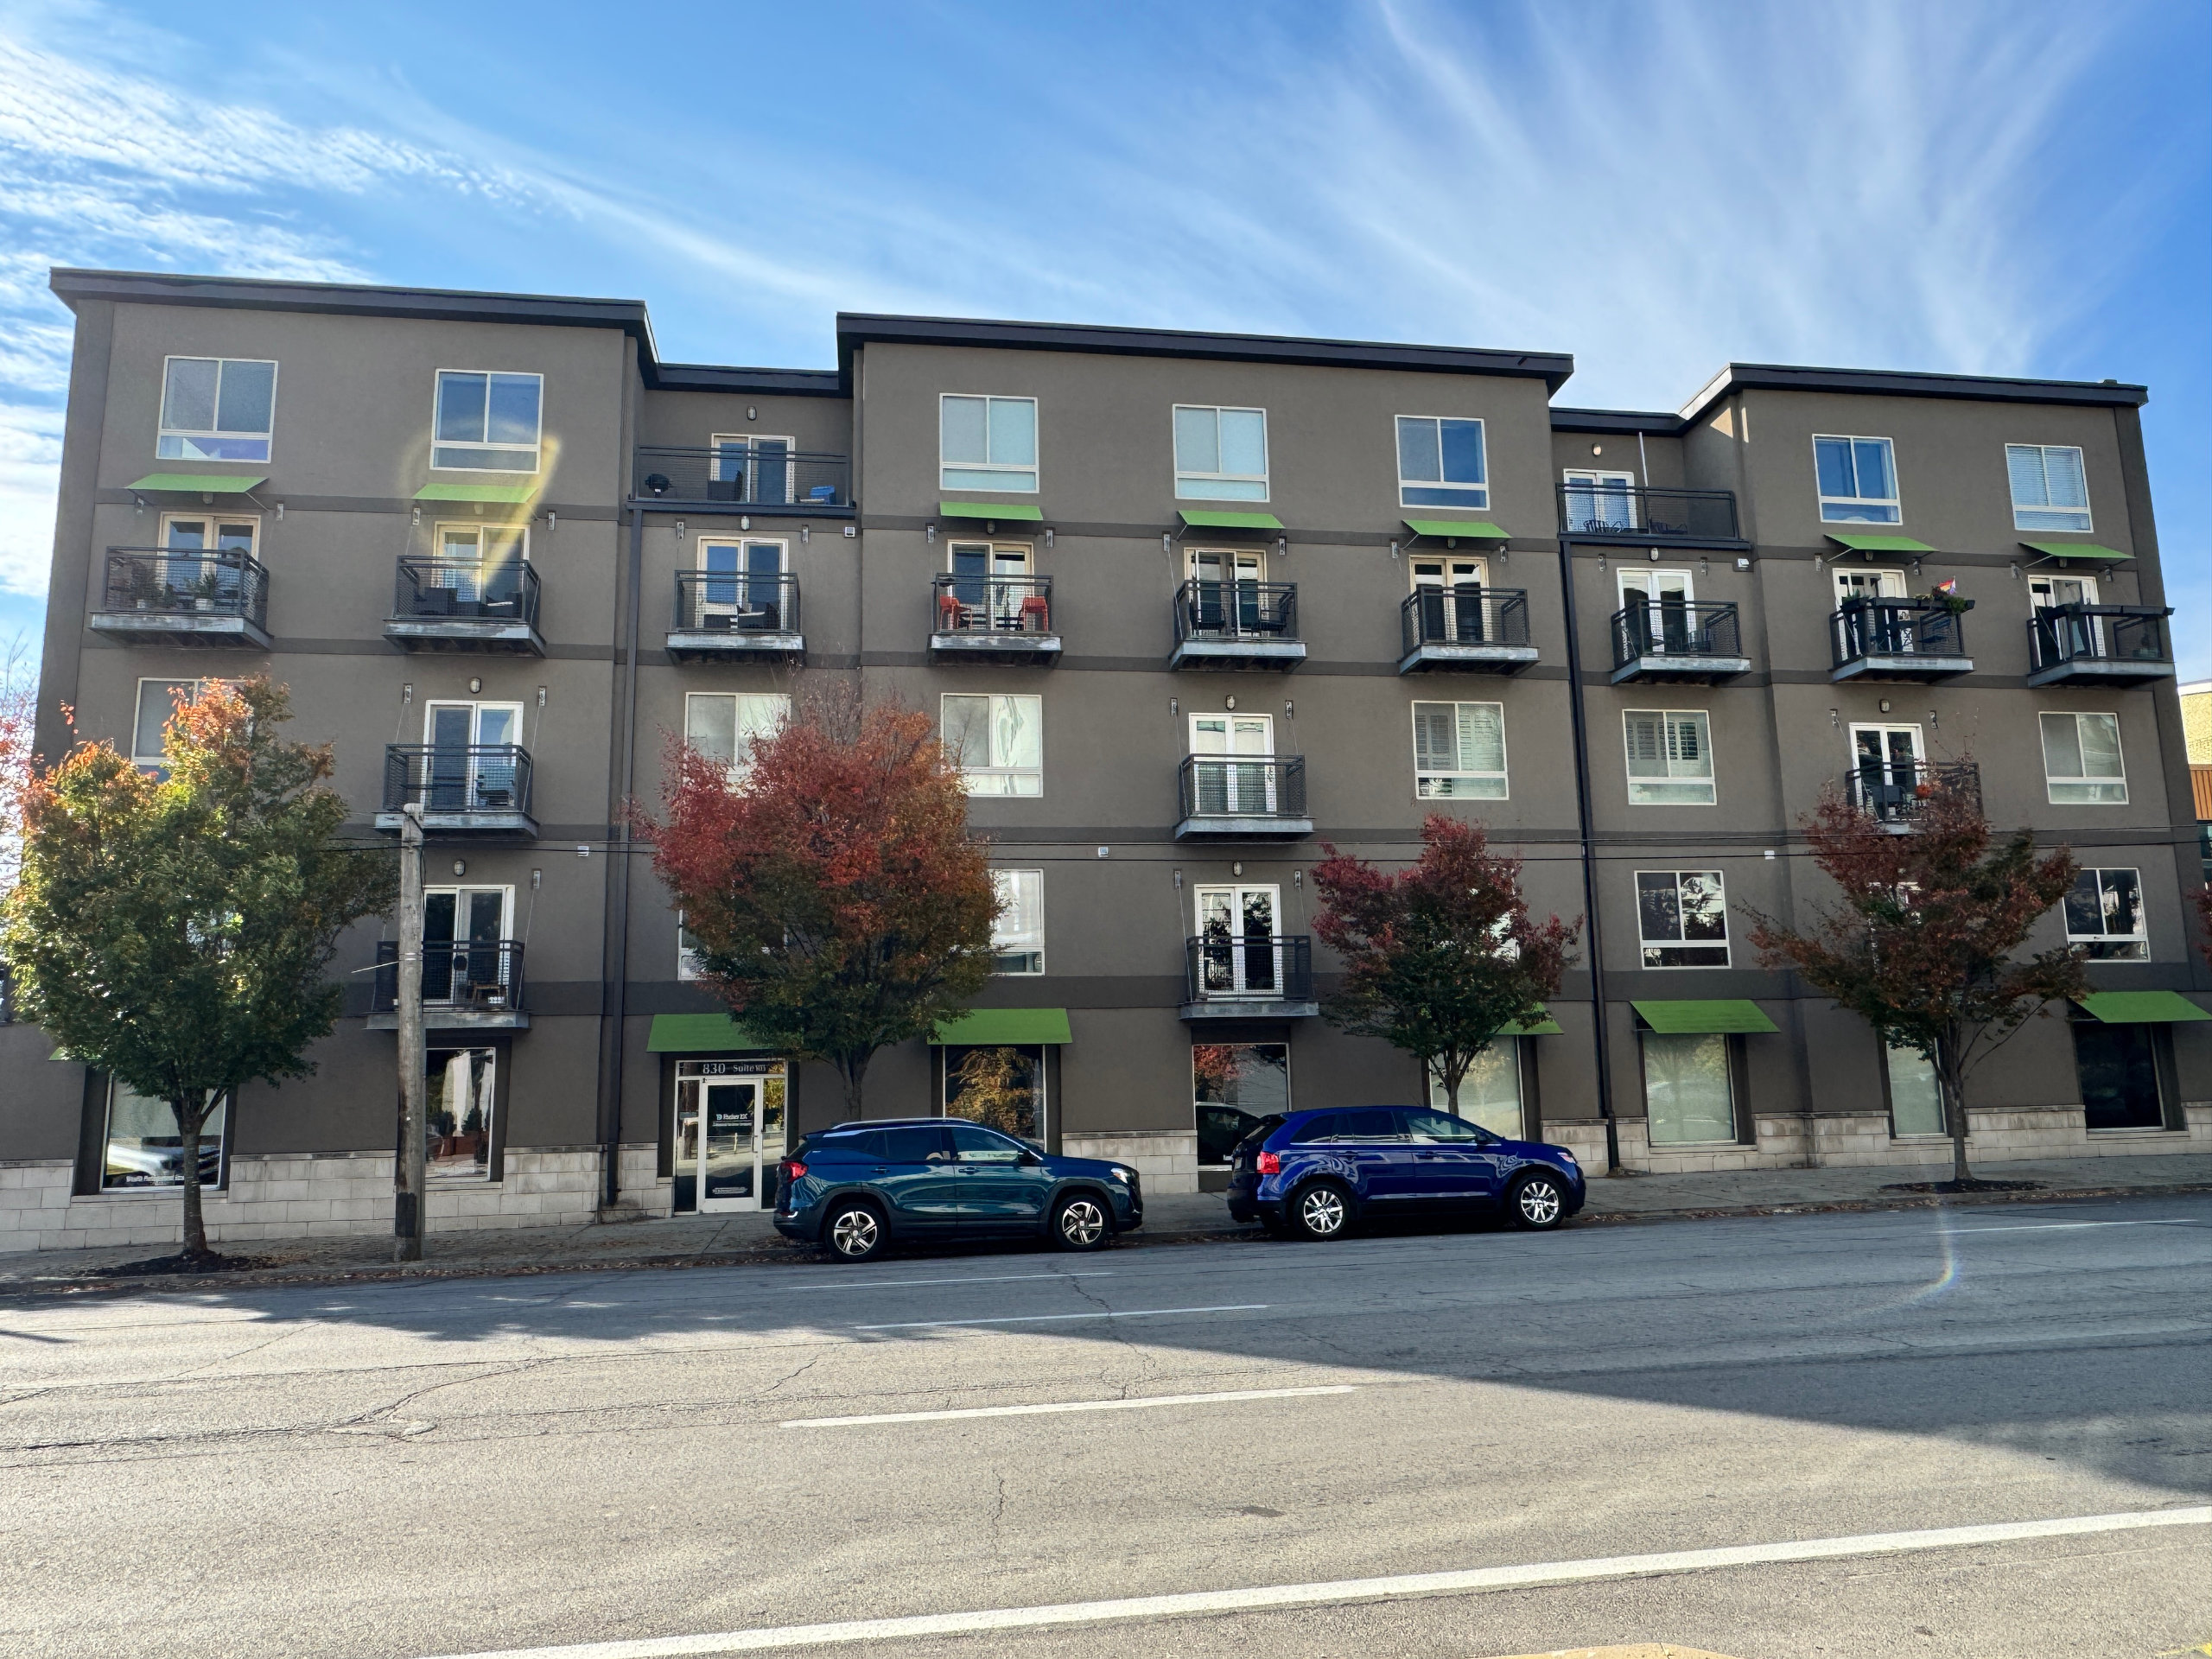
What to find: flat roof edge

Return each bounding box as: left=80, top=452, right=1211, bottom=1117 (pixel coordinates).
left=1550, top=406, right=1683, bottom=435
left=1680, top=361, right=2149, bottom=421
left=648, top=362, right=844, bottom=397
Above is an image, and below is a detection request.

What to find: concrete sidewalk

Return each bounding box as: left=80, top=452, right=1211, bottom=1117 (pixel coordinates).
left=3, top=1152, right=2207, bottom=1297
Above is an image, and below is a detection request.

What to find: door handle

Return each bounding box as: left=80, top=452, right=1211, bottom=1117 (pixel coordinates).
left=872, top=1166, right=888, bottom=1173
left=1414, top=1152, right=1440, bottom=1160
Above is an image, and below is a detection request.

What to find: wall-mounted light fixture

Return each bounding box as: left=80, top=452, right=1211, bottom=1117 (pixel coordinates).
left=1648, top=547, right=1661, bottom=562
left=536, top=686, right=547, bottom=709
left=1828, top=708, right=1840, bottom=728
left=410, top=506, right=421, bottom=527
left=843, top=524, right=856, bottom=538
left=1173, top=868, right=1183, bottom=891
left=799, top=524, right=810, bottom=545
left=1878, top=698, right=1892, bottom=714
left=740, top=516, right=751, bottom=532
left=467, top=677, right=483, bottom=695
left=1591, top=444, right=1604, bottom=457
left=1231, top=861, right=1243, bottom=878
left=747, top=406, right=758, bottom=422
left=1045, top=528, right=1054, bottom=549
left=1293, top=868, right=1303, bottom=889
left=1169, top=697, right=1179, bottom=717
left=451, top=859, right=467, bottom=877
left=1735, top=556, right=1752, bottom=572
left=927, top=523, right=937, bottom=544
left=576, top=843, right=591, bottom=859
left=1096, top=845, right=1110, bottom=859
left=1224, top=694, right=1236, bottom=710
left=402, top=683, right=413, bottom=704
left=1283, top=699, right=1294, bottom=718
left=276, top=502, right=284, bottom=522
left=545, top=511, right=557, bottom=531
left=531, top=869, right=542, bottom=890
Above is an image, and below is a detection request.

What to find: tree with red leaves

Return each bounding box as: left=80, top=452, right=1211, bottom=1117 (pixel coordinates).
left=638, top=690, right=996, bottom=1116
left=1747, top=778, right=2084, bottom=1186
left=1310, top=814, right=1578, bottom=1116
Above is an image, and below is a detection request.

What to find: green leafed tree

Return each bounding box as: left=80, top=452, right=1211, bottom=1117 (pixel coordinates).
left=0, top=679, right=394, bottom=1262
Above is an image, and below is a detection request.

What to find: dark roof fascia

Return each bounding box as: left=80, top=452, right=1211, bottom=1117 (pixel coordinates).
left=648, top=362, right=844, bottom=397
left=1681, top=362, right=2150, bottom=424
left=836, top=313, right=1574, bottom=391
left=1549, top=406, right=1685, bottom=435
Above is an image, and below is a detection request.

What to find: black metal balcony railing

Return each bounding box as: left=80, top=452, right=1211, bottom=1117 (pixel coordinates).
left=632, top=446, right=851, bottom=509
left=1174, top=579, right=1298, bottom=644
left=1400, top=587, right=1529, bottom=653
left=382, top=745, right=534, bottom=817
left=1611, top=600, right=1743, bottom=666
left=673, top=570, right=800, bottom=634
left=1555, top=485, right=1740, bottom=541
left=100, top=548, right=269, bottom=626
left=1185, top=933, right=1313, bottom=1004
left=392, top=556, right=540, bottom=626
left=932, top=573, right=1053, bottom=636
left=1178, top=754, right=1307, bottom=822
left=1831, top=599, right=1969, bottom=667
left=1845, top=760, right=1983, bottom=826
left=372, top=939, right=525, bottom=1012
left=2027, top=604, right=2174, bottom=671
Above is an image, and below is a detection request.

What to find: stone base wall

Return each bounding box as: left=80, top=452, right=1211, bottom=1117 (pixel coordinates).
left=1063, top=1129, right=1199, bottom=1194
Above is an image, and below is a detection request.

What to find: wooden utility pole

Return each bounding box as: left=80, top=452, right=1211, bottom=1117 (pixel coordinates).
left=395, top=802, right=428, bottom=1261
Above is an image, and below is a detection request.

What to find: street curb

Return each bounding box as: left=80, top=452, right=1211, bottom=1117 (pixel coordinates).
left=3, top=1179, right=2205, bottom=1302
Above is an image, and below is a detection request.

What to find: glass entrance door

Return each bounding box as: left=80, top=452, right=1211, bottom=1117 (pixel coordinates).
left=1411, top=556, right=1487, bottom=642
left=672, top=1059, right=787, bottom=1212
left=1850, top=723, right=1924, bottom=816
left=2029, top=572, right=2100, bottom=659
left=1618, top=569, right=1694, bottom=655
left=1190, top=714, right=1275, bottom=815
left=1194, top=884, right=1281, bottom=998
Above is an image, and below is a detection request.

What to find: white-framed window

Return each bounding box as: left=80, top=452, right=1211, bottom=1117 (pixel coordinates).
left=100, top=1078, right=227, bottom=1191
left=710, top=433, right=795, bottom=504
left=424, top=1047, right=499, bottom=1183
left=943, top=693, right=1042, bottom=796
left=1563, top=467, right=1637, bottom=530
left=1885, top=1041, right=1946, bottom=1136
left=420, top=887, right=515, bottom=1009
left=677, top=912, right=709, bottom=980
left=1173, top=404, right=1268, bottom=500
left=1428, top=1044, right=1525, bottom=1139
left=684, top=691, right=789, bottom=780
left=132, top=677, right=231, bottom=772
left=1637, top=870, right=1730, bottom=968
left=2039, top=710, right=2126, bottom=804
left=432, top=370, right=543, bottom=472
left=1814, top=434, right=1901, bottom=524
left=940, top=395, right=1039, bottom=493
left=2006, top=444, right=2091, bottom=533
left=1412, top=701, right=1507, bottom=799
left=1396, top=416, right=1488, bottom=509
left=2065, top=867, right=2147, bottom=961
left=991, top=868, right=1046, bottom=974
left=1623, top=709, right=1715, bottom=806
left=157, top=356, right=276, bottom=462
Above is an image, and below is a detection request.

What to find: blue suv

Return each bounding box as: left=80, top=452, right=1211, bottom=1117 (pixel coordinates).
left=774, top=1117, right=1145, bottom=1262
left=1226, top=1106, right=1585, bottom=1240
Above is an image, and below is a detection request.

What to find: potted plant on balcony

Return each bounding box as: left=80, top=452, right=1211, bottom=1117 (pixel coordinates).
left=1929, top=579, right=1974, bottom=616
left=190, top=570, right=225, bottom=612
left=124, top=559, right=162, bottom=612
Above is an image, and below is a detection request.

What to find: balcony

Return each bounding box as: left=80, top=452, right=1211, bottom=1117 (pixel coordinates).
left=375, top=745, right=537, bottom=837
left=632, top=446, right=851, bottom=513
left=384, top=556, right=543, bottom=655
left=2025, top=605, right=2177, bottom=689
left=1845, top=760, right=1983, bottom=832
left=1174, top=755, right=1312, bottom=840
left=1169, top=580, right=1303, bottom=671
left=366, top=939, right=528, bottom=1031
left=1609, top=601, right=1751, bottom=685
left=930, top=574, right=1061, bottom=665
left=1830, top=599, right=1974, bottom=683
left=667, top=572, right=804, bottom=664
left=1397, top=588, right=1537, bottom=675
left=1180, top=934, right=1318, bottom=1020
left=1555, top=485, right=1741, bottom=543
left=88, top=549, right=270, bottom=649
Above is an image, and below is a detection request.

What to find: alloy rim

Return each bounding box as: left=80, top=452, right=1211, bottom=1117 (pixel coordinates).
left=831, top=1210, right=879, bottom=1255
left=1518, top=1181, right=1561, bottom=1224
left=1060, top=1199, right=1107, bottom=1246
left=1300, top=1188, right=1345, bottom=1236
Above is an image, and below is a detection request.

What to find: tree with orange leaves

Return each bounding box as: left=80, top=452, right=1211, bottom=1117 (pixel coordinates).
left=638, top=689, right=996, bottom=1116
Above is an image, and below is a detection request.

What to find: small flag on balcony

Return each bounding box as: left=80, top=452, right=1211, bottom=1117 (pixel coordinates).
left=1934, top=578, right=1960, bottom=595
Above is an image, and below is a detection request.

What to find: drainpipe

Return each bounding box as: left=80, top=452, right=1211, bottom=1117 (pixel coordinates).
left=1555, top=531, right=1621, bottom=1175
left=599, top=504, right=645, bottom=1211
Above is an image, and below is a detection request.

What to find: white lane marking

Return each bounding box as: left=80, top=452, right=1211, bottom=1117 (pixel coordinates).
left=1947, top=1219, right=2206, bottom=1235
left=781, top=1384, right=1356, bottom=1428
left=416, top=1504, right=2212, bottom=1658
left=852, top=1303, right=1267, bottom=1332
left=779, top=1272, right=1113, bottom=1292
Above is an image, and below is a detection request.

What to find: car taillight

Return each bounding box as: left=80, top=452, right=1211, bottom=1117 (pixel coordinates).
left=1257, top=1151, right=1281, bottom=1175
left=785, top=1160, right=807, bottom=1180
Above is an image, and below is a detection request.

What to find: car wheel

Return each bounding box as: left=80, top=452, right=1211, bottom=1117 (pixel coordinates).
left=822, top=1199, right=888, bottom=1262
left=1052, top=1192, right=1113, bottom=1252
left=1509, top=1172, right=1567, bottom=1231
left=1287, top=1179, right=1352, bottom=1241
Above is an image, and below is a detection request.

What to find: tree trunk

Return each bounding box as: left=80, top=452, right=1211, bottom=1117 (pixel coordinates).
left=171, top=1090, right=210, bottom=1260
left=1936, top=1033, right=1973, bottom=1185
left=836, top=1049, right=871, bottom=1120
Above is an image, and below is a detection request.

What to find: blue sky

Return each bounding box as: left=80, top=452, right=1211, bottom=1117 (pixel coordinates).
left=1, top=0, right=2206, bottom=671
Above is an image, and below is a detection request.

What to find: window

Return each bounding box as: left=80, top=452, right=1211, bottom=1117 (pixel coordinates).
left=1397, top=416, right=1488, bottom=509
left=424, top=1047, right=497, bottom=1182
left=1429, top=1045, right=1525, bottom=1139
left=133, top=678, right=221, bottom=771
left=101, top=1079, right=226, bottom=1190
left=940, top=395, right=1038, bottom=493
left=2039, top=711, right=2126, bottom=804
left=943, top=693, right=1041, bottom=796
left=1643, top=1033, right=1736, bottom=1143
left=1623, top=710, right=1714, bottom=806
left=944, top=1049, right=1046, bottom=1143
left=1562, top=467, right=1636, bottom=530
left=158, top=357, right=276, bottom=462
left=990, top=869, right=1045, bottom=974
left=1412, top=701, right=1507, bottom=799
left=1637, top=871, right=1730, bottom=968
left=1814, top=435, right=1901, bottom=524
left=677, top=913, right=708, bottom=981
left=2007, top=444, right=2090, bottom=532
left=711, top=434, right=794, bottom=505
left=1885, top=1041, right=1946, bottom=1136
left=420, top=887, right=514, bottom=1007
left=432, top=370, right=543, bottom=472
left=2065, top=868, right=2147, bottom=960
left=2074, top=1021, right=2167, bottom=1130
left=684, top=692, right=789, bottom=779
left=1193, top=1042, right=1289, bottom=1166
left=1173, top=405, right=1268, bottom=500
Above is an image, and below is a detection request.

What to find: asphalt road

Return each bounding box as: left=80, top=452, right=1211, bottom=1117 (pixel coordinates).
left=0, top=1198, right=2206, bottom=1659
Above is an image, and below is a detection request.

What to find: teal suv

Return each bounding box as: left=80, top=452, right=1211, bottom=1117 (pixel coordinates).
left=775, top=1118, right=1145, bottom=1262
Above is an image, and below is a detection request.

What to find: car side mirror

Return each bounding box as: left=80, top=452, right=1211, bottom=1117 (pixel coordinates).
left=1020, top=1149, right=1044, bottom=1166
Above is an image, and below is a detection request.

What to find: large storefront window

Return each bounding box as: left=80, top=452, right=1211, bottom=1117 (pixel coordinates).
left=427, top=1047, right=497, bottom=1182
left=944, top=1046, right=1046, bottom=1144
left=1194, top=1042, right=1289, bottom=1166
left=1643, top=1033, right=1736, bottom=1145
left=2073, top=1022, right=2164, bottom=1130
left=102, top=1080, right=226, bottom=1190
left=1885, top=1041, right=1946, bottom=1136
left=1429, top=1039, right=1525, bottom=1140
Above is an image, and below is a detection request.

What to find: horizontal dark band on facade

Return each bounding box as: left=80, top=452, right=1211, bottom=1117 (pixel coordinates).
left=92, top=489, right=619, bottom=521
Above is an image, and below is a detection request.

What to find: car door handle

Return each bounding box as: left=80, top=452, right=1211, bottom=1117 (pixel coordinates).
left=1414, top=1152, right=1440, bottom=1160
left=873, top=1166, right=888, bottom=1173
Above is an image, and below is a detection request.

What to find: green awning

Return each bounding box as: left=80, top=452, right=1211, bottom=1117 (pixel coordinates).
left=2075, top=991, right=2211, bottom=1025
left=930, top=1008, right=1073, bottom=1046
left=1632, top=999, right=1779, bottom=1035
left=414, top=482, right=539, bottom=505
left=646, top=1013, right=775, bottom=1053
left=1178, top=510, right=1284, bottom=532
left=1509, top=1005, right=1563, bottom=1036
left=1825, top=533, right=1936, bottom=554
left=127, top=473, right=265, bottom=494
left=2020, top=540, right=2131, bottom=563
left=940, top=501, right=1044, bottom=522
left=1403, top=518, right=1510, bottom=543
